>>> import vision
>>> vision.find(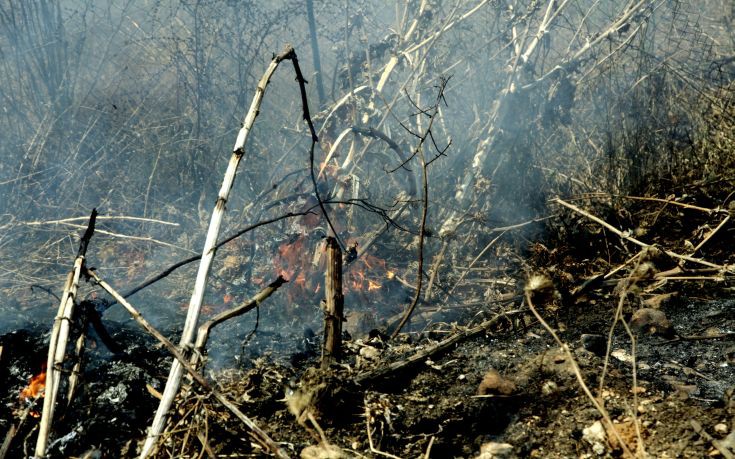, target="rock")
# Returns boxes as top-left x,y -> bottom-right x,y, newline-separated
474,442 -> 513,458
629,308 -> 675,338
714,423 -> 729,434
477,369 -> 516,396
301,444 -> 348,459
359,345 -> 380,360
582,420 -> 607,455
